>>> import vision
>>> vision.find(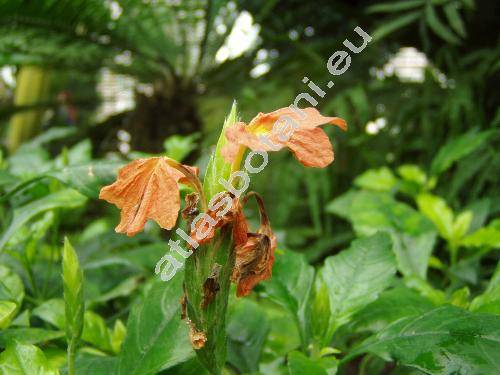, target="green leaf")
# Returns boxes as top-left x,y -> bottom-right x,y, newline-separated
117,274 -> 193,375
444,2 -> 466,37
354,167 -> 398,192
0,301 -> 17,330
82,311 -> 113,353
203,101 -> 238,200
0,342 -> 59,374
345,306 -> 500,374
163,133 -> 200,162
431,130 -> 491,175
425,3 -> 461,44
62,238 -> 85,341
462,219 -> 500,249
470,262 -> 500,314
0,266 -> 24,329
320,233 -> 396,342
371,11 -> 421,41
416,193 -> 454,241
32,298 -> 115,353
350,284 -> 435,332
110,320 -> 126,354
452,211 -> 472,241
0,189 -> 87,251
66,353 -> 118,375
32,299 -> 65,329
62,237 -> 85,375
397,164 -> 428,186
47,162 -> 123,198
366,0 -> 424,14
287,351 -> 334,375
263,250 -> 315,349
327,191 -> 436,278
227,299 -> 269,373
0,328 -> 64,346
